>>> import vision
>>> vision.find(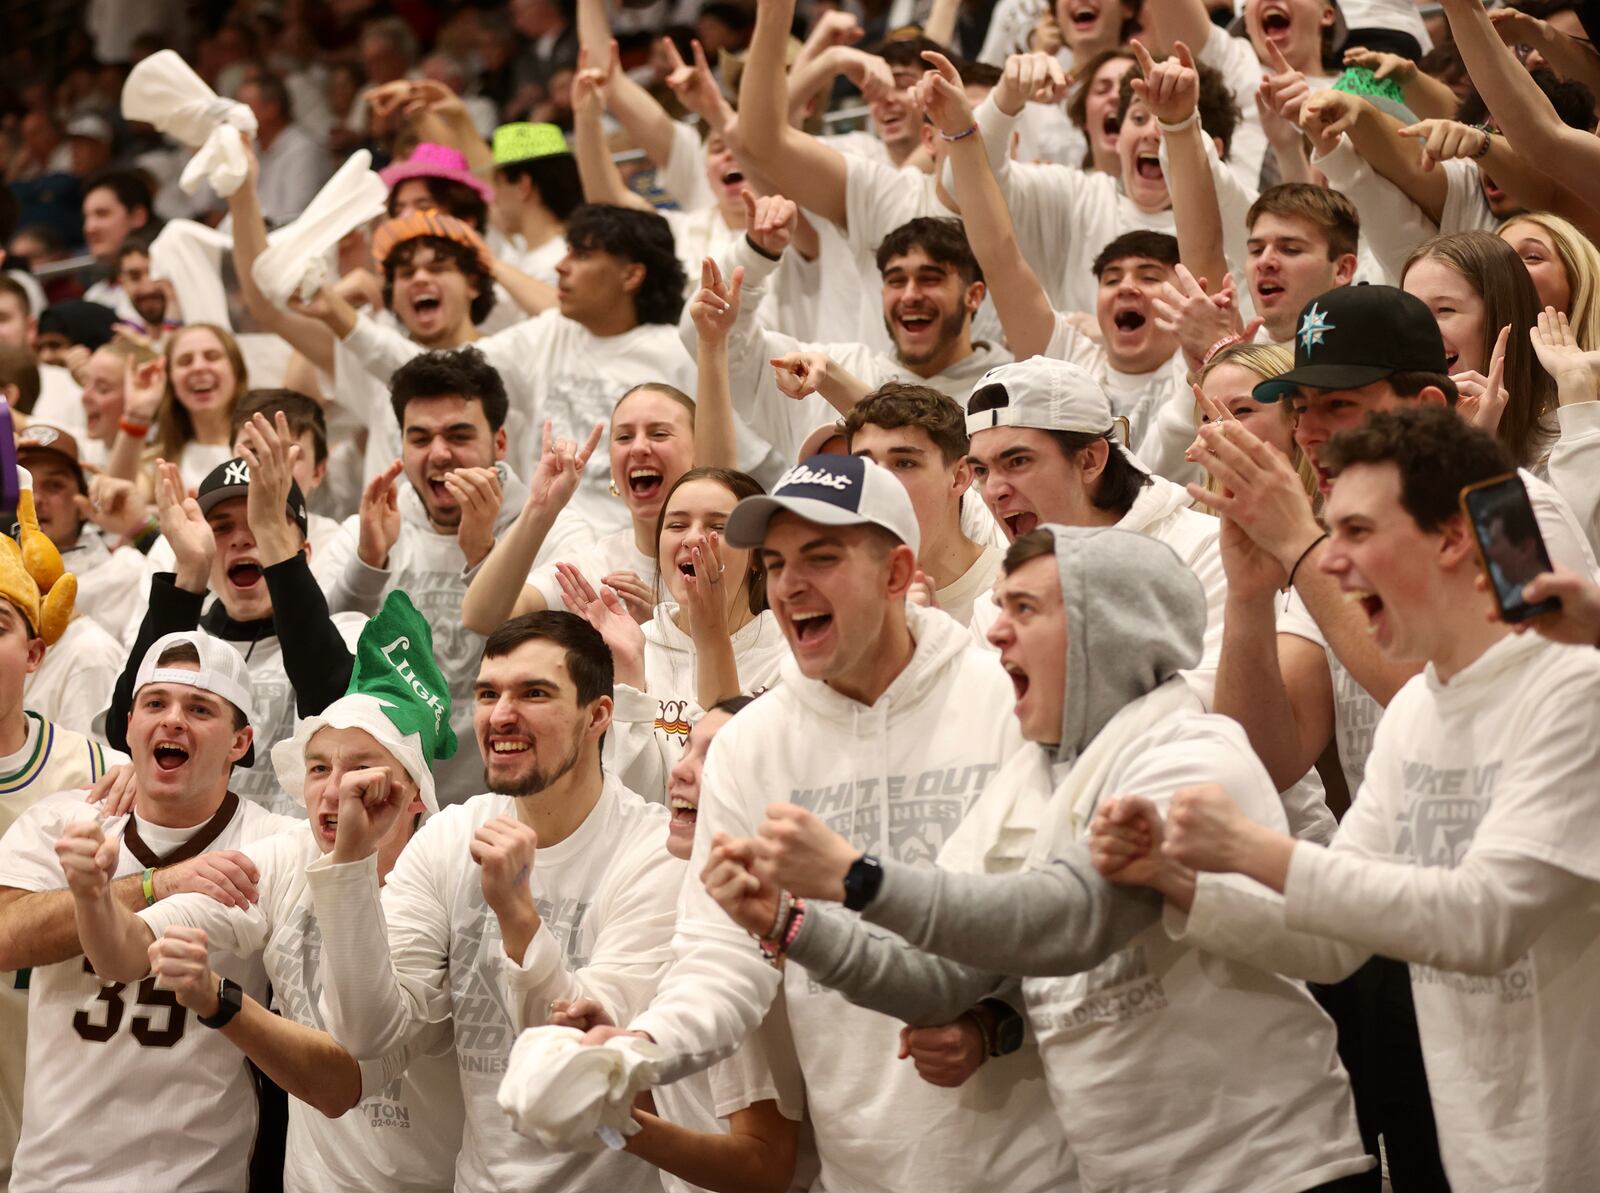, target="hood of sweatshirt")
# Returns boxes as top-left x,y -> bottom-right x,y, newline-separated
1049,524 -> 1205,764
1115,472 -> 1195,536
398,461 -> 528,537
879,340 -> 1015,404
779,601 -> 975,728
